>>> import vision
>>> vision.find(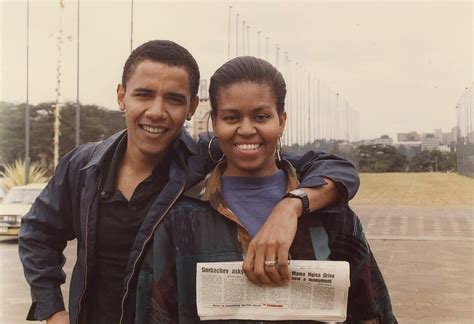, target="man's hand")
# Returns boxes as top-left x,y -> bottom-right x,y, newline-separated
242,198 -> 300,286
46,310 -> 69,324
